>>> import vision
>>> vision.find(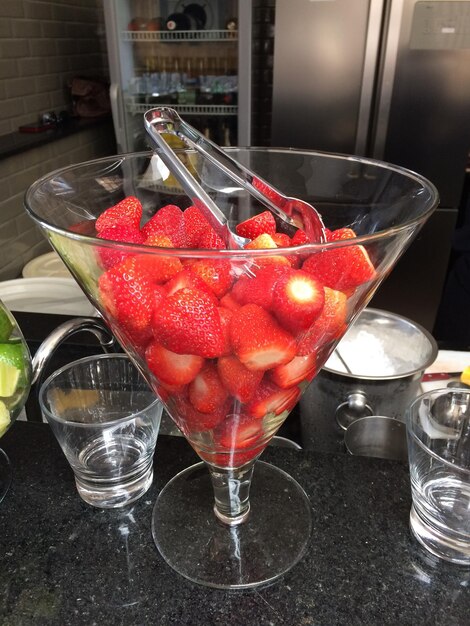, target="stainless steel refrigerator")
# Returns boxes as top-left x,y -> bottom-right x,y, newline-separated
269,0 -> 470,333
